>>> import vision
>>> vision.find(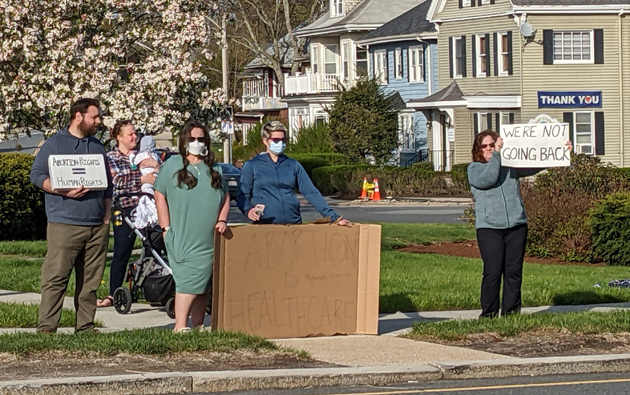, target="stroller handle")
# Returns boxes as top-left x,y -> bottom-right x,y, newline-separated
114,192 -> 155,209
